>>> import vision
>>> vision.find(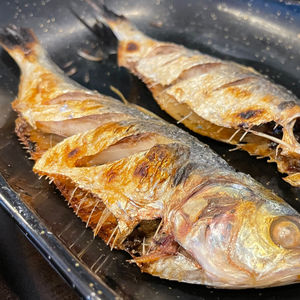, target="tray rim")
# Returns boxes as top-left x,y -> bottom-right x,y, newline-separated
0,174 -> 119,300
